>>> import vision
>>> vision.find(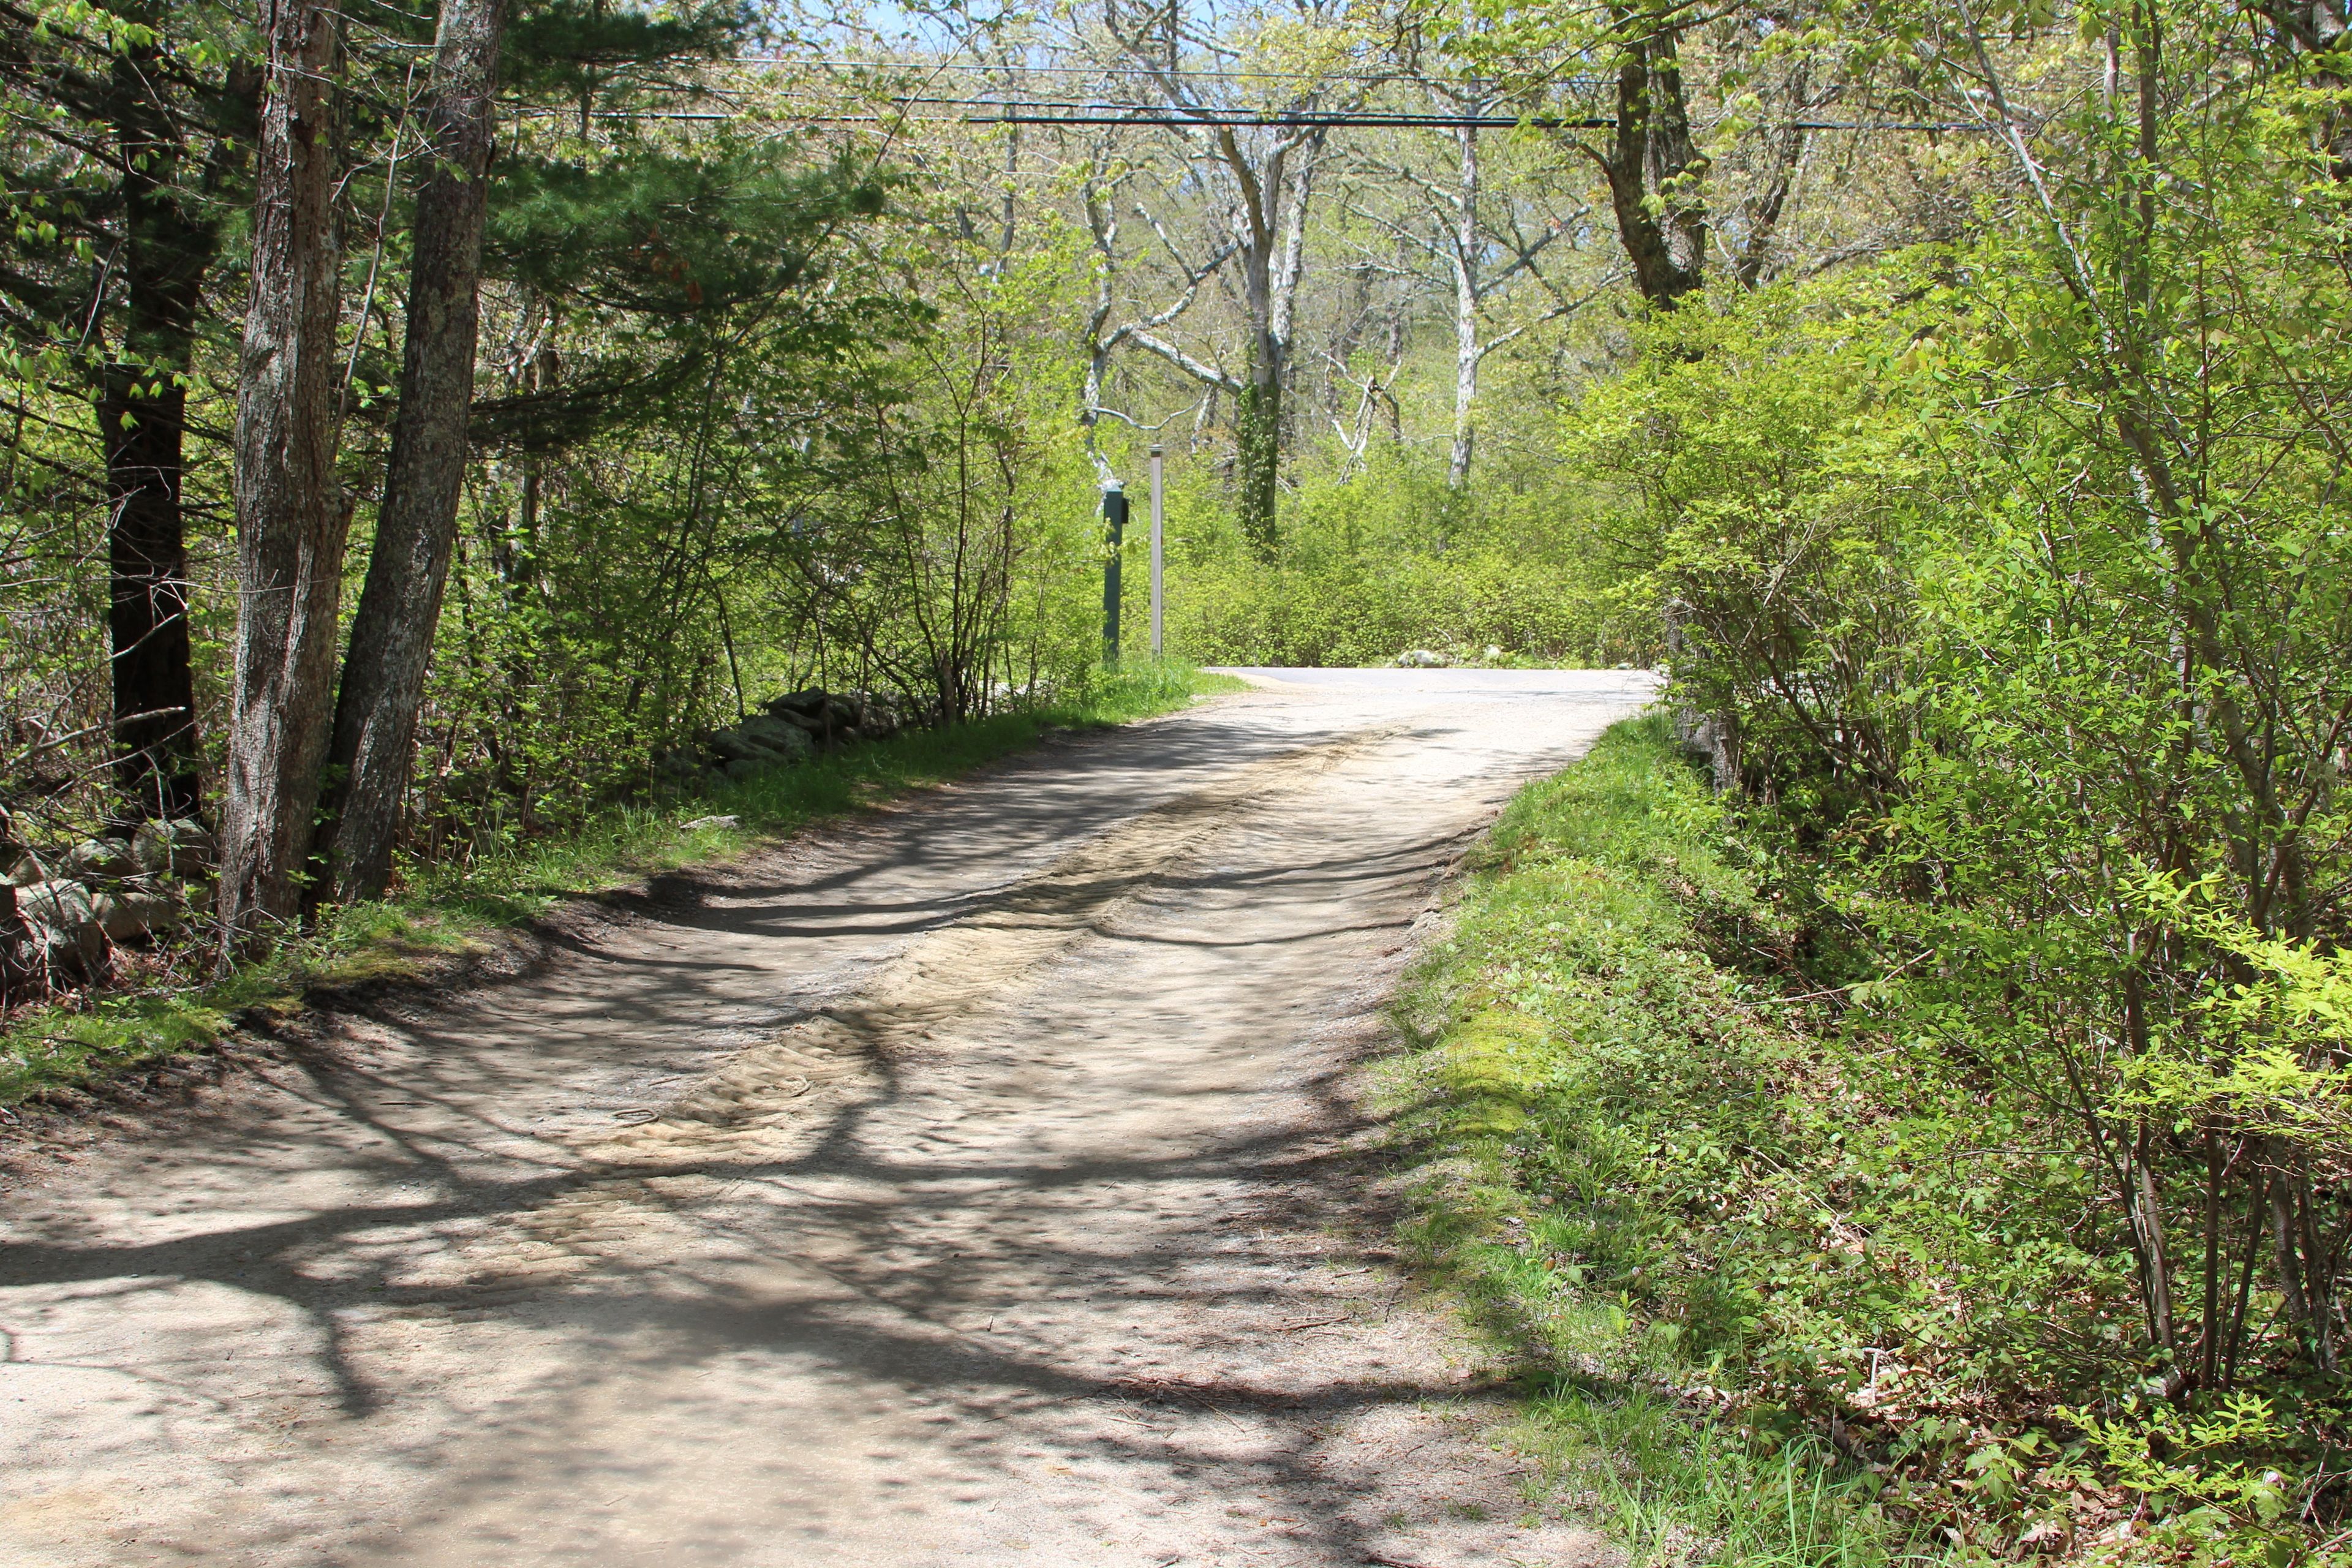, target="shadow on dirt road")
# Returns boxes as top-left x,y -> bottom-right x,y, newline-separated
1,669 -> 1654,1567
